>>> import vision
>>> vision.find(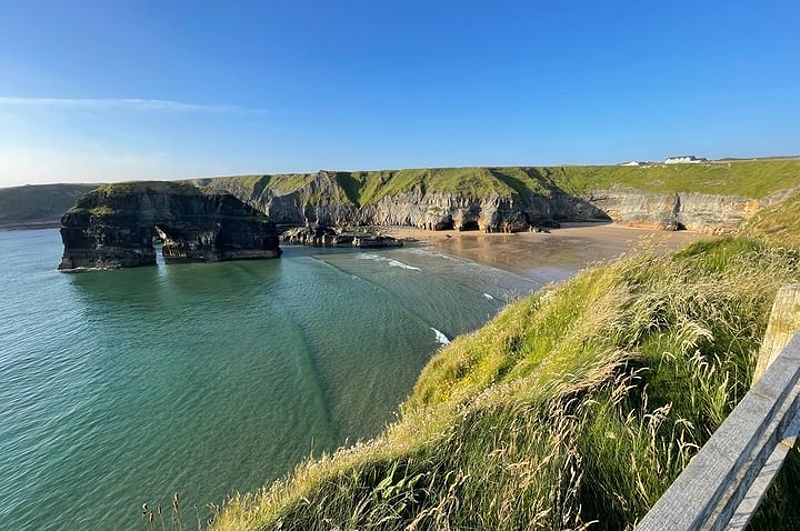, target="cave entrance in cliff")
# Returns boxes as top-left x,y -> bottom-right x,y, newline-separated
460,221 -> 479,231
